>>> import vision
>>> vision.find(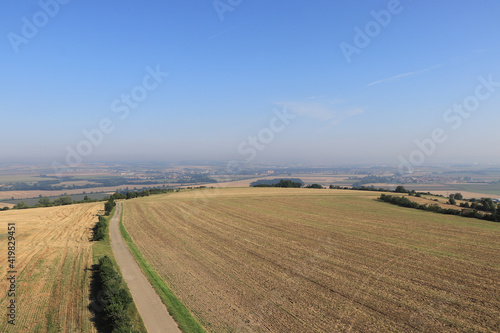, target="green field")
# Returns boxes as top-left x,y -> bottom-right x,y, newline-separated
449,183 -> 500,196
0,175 -> 59,184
